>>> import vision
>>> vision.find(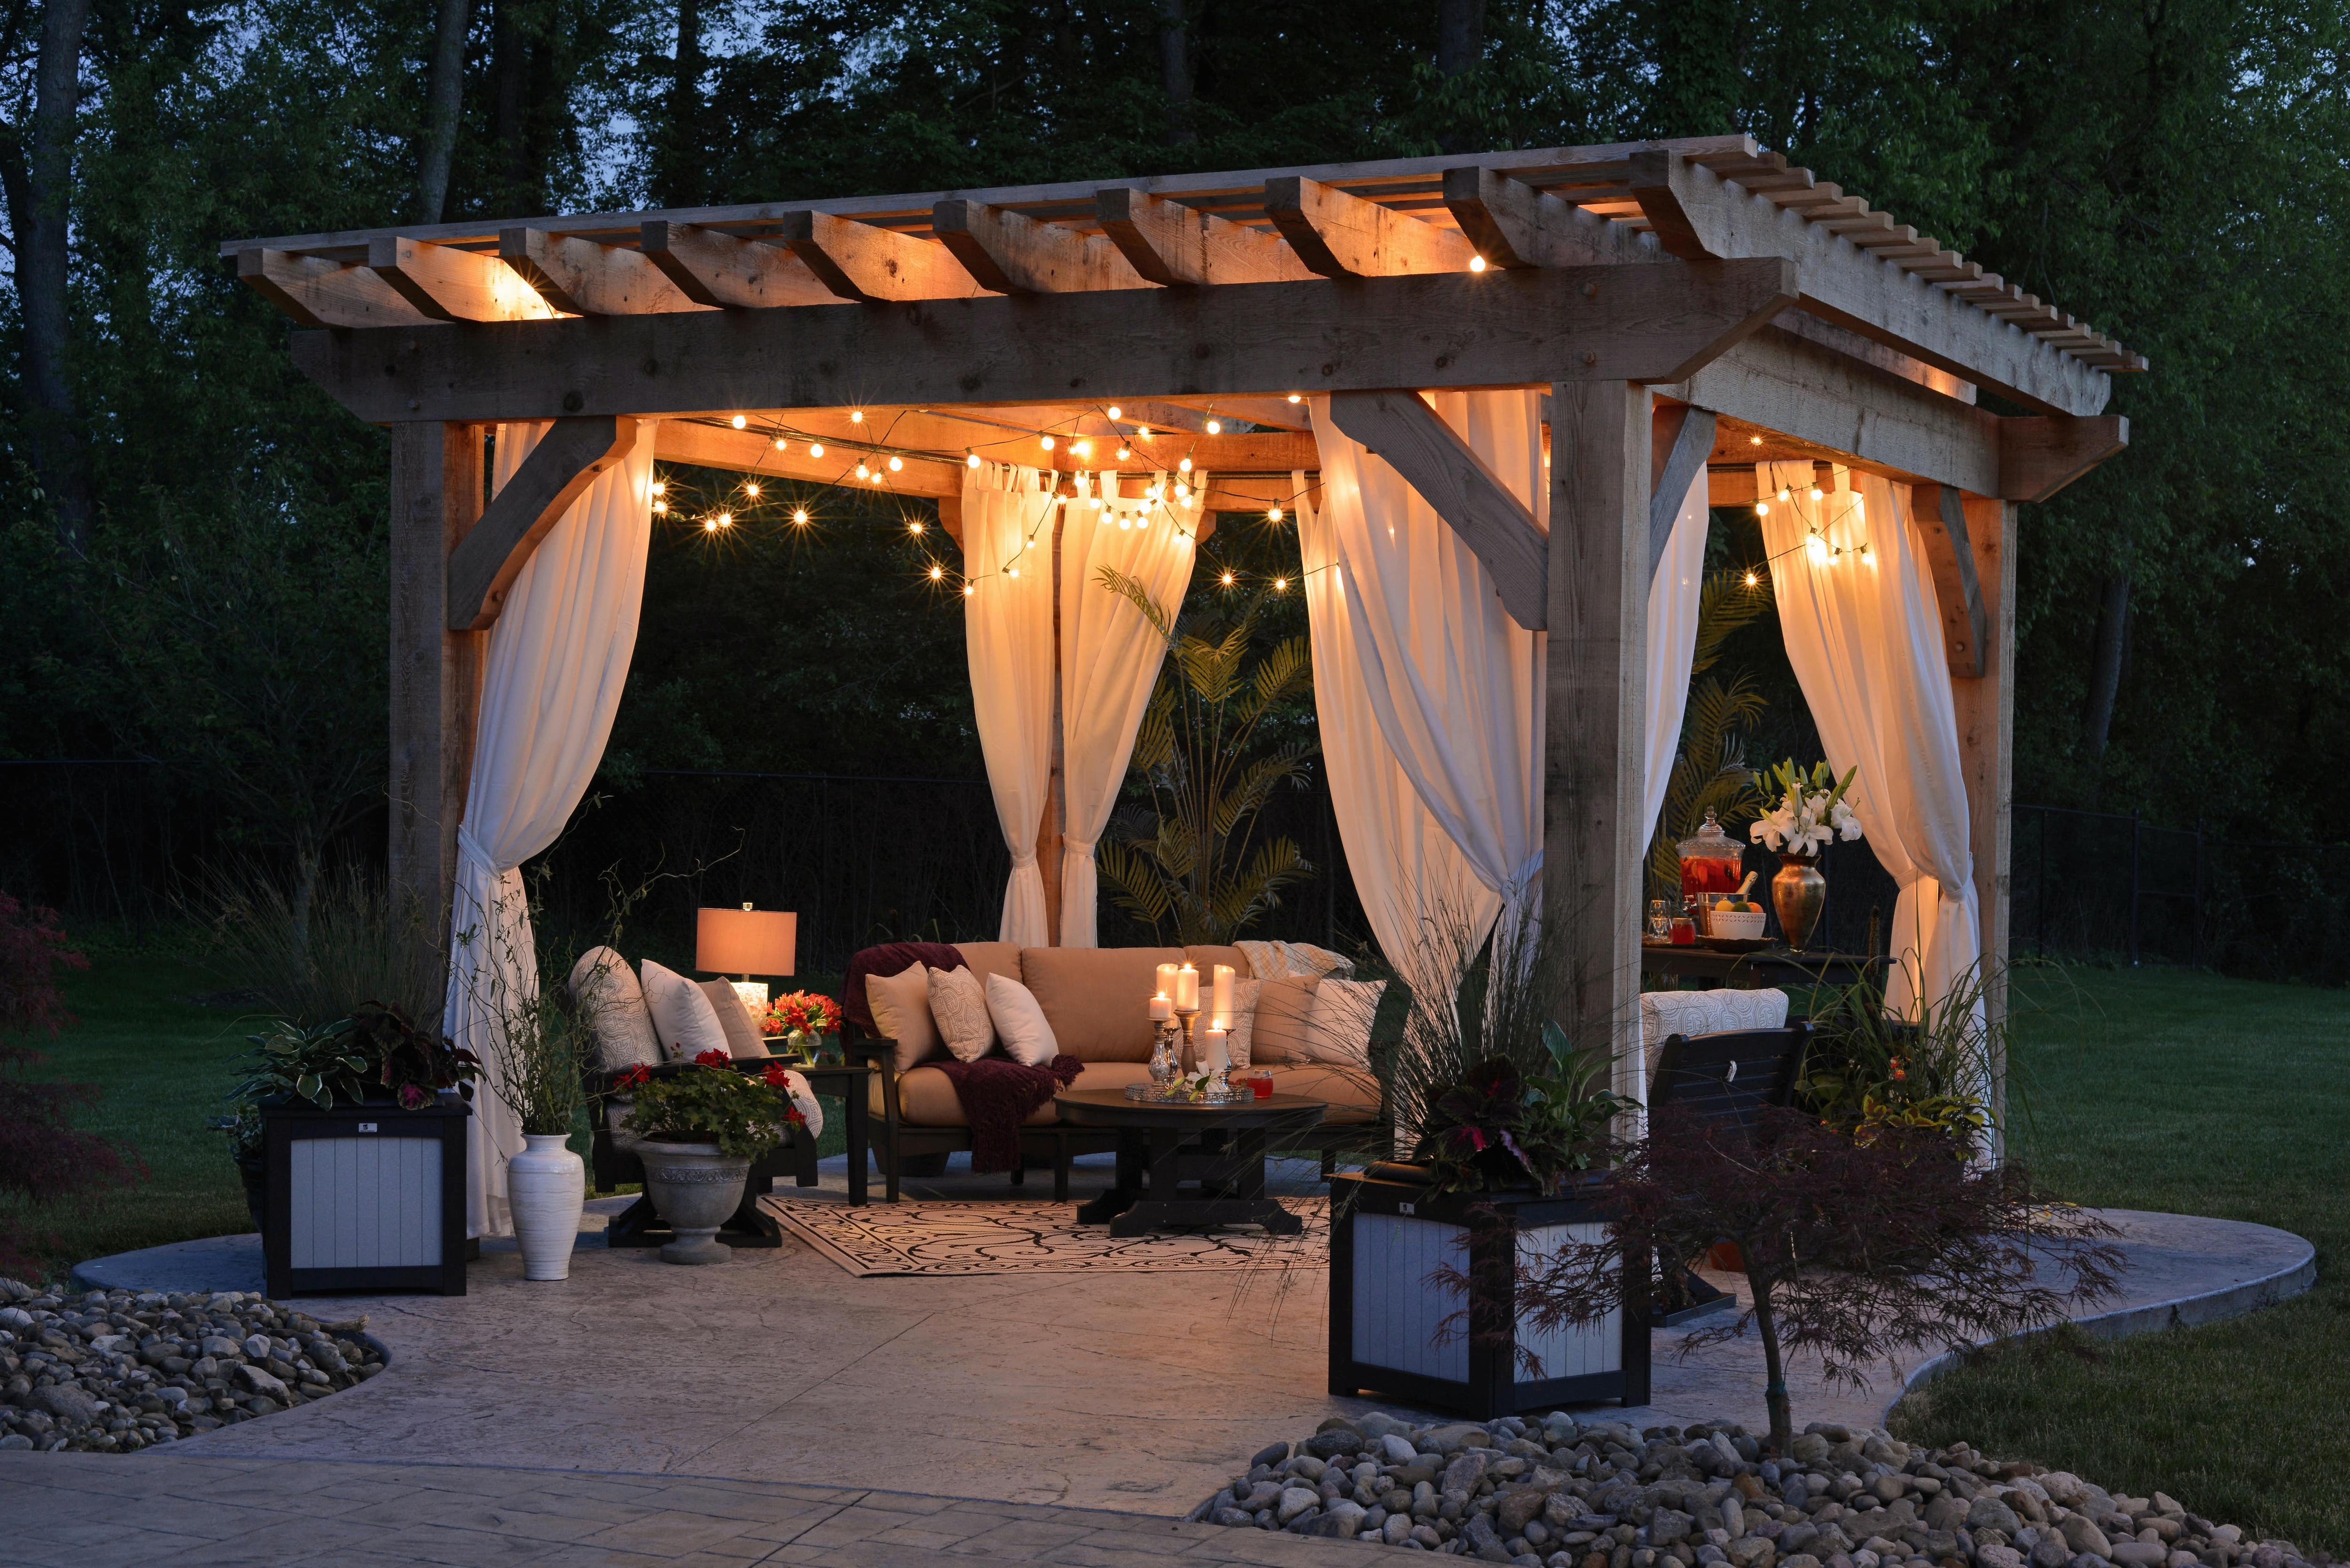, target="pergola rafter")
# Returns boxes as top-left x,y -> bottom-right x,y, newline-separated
226,136 -> 2142,1091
